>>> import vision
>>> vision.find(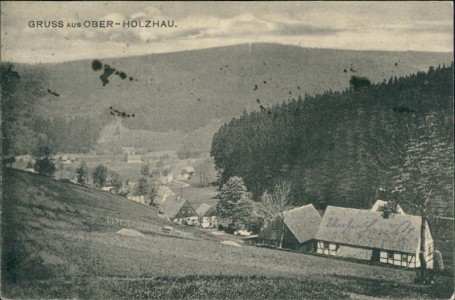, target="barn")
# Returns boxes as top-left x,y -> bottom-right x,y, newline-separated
196,203 -> 218,229
160,195 -> 199,226
315,206 -> 434,269
257,204 -> 322,252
